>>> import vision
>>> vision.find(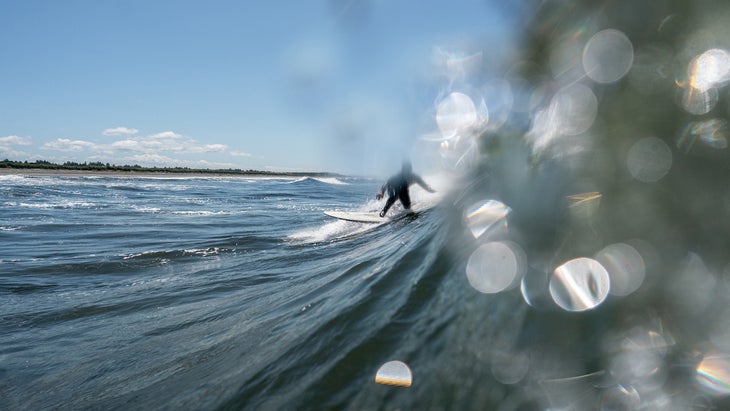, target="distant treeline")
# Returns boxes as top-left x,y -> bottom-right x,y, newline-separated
0,159 -> 339,177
